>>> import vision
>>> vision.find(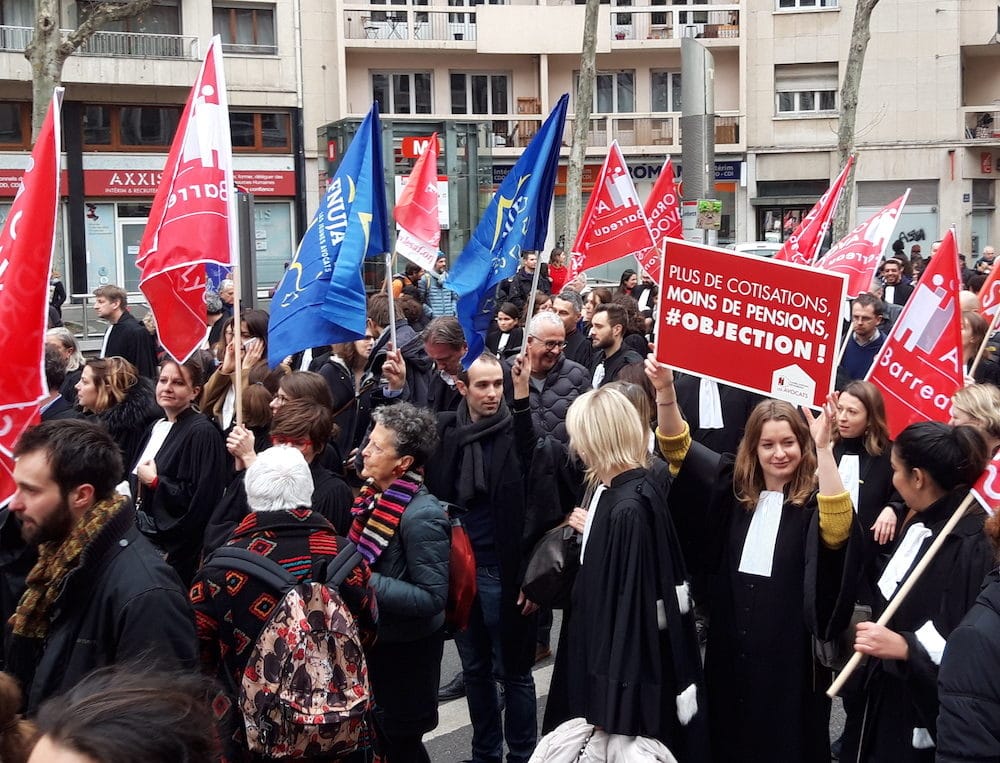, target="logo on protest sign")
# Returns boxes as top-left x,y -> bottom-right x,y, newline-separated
654,239 -> 847,409
866,229 -> 963,438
